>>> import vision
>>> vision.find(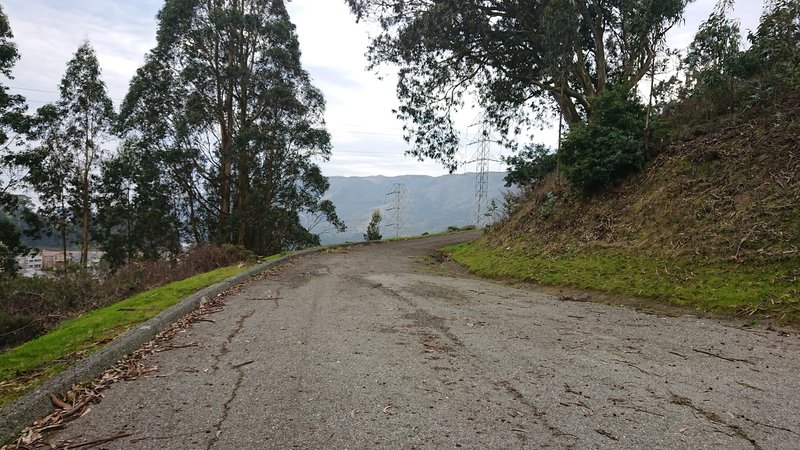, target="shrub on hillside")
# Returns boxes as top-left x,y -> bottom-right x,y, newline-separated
561,86 -> 646,194
364,210 -> 382,241
502,144 -> 557,187
0,244 -> 253,350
